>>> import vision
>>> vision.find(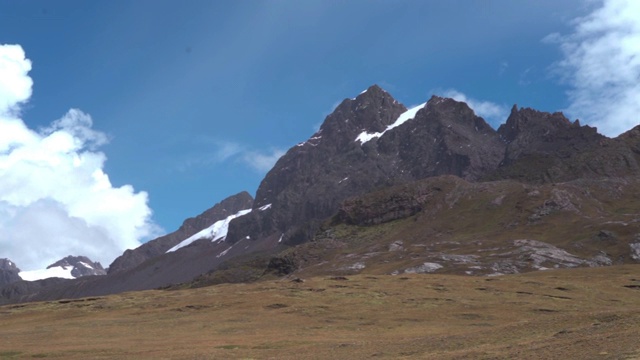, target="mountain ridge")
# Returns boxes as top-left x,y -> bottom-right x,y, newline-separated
2,84 -> 640,304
